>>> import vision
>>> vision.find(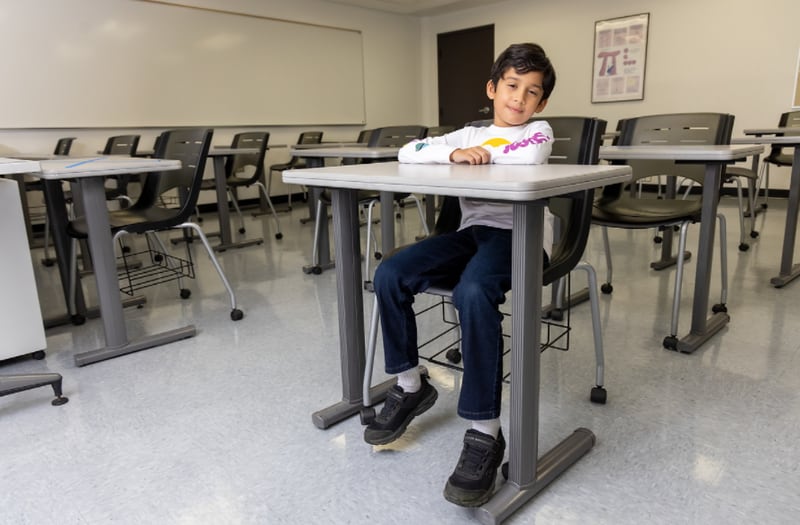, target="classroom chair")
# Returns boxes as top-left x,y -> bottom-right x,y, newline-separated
265,131 -> 323,212
65,128 -> 244,322
591,112 -> 733,349
361,117 -> 611,424
39,137 -> 77,266
199,131 -> 282,239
